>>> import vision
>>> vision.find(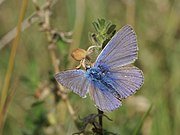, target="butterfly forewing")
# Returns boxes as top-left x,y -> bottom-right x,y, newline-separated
95,25 -> 138,68
55,70 -> 89,97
